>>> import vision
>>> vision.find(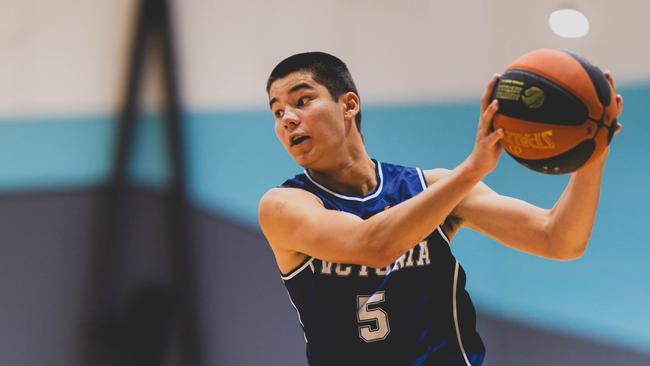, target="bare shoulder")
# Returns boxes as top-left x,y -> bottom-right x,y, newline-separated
258,187 -> 323,222
258,187 -> 324,273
